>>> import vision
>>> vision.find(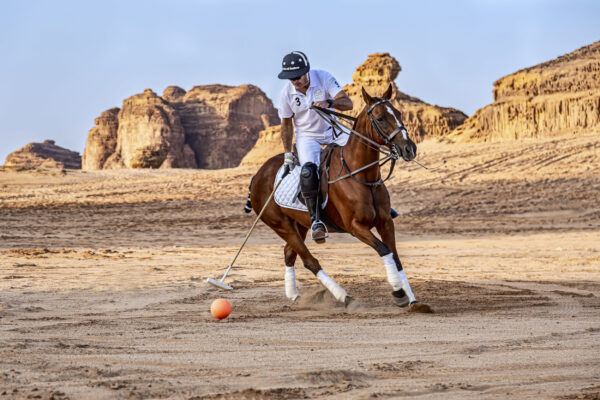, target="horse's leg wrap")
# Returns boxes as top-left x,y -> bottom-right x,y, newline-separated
383,253 -> 416,303
300,162 -> 327,241
285,265 -> 299,301
374,241 -> 391,257
316,270 -> 347,303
